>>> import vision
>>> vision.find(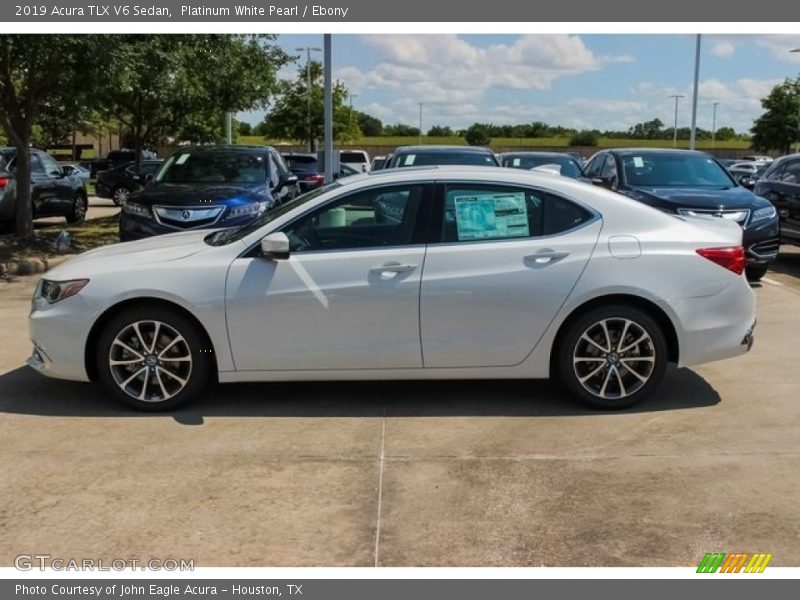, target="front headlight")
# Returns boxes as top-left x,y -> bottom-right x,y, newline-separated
122,202 -> 152,218
225,202 -> 267,220
39,279 -> 89,304
751,205 -> 777,223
